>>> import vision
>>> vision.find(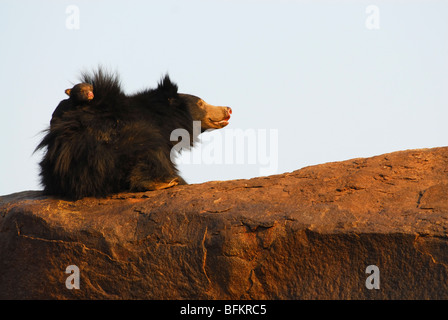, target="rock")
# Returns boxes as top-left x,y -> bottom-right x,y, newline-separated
0,147 -> 447,299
